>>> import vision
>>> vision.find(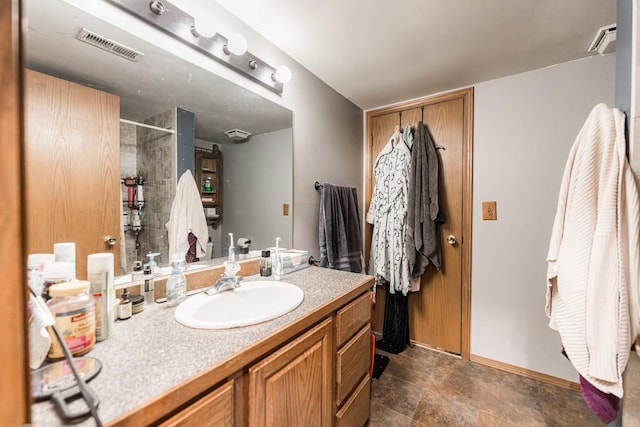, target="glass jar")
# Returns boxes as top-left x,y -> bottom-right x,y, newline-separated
260,250 -> 272,277
47,280 -> 96,360
41,261 -> 75,301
